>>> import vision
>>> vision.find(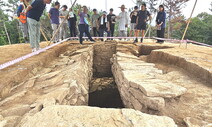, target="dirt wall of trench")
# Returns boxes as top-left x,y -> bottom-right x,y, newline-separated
0,44 -> 69,98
